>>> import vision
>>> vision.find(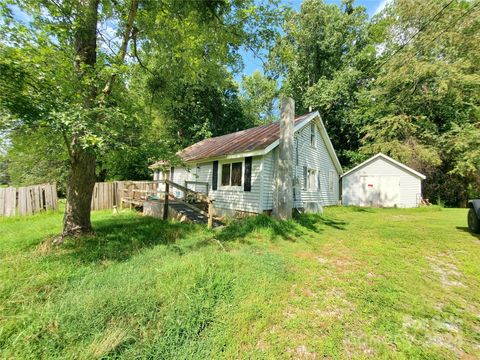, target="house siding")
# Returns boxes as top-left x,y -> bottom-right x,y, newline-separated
261,120 -> 340,211
262,151 -> 275,211
175,156 -> 263,215
168,118 -> 341,215
341,157 -> 422,208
